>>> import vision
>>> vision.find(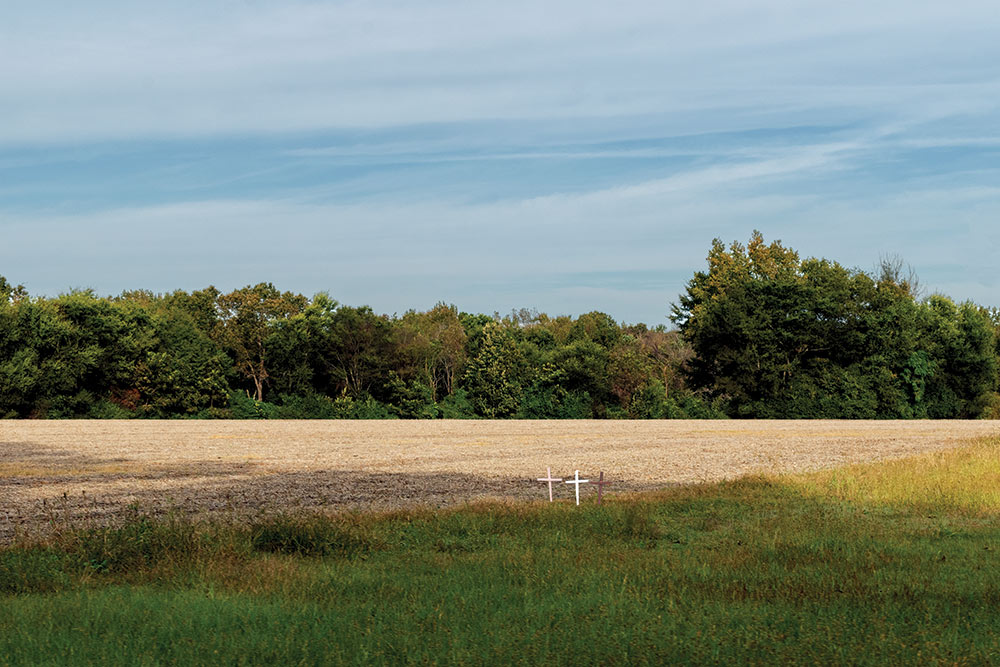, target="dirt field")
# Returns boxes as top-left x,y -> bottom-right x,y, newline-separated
2,420 -> 999,542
